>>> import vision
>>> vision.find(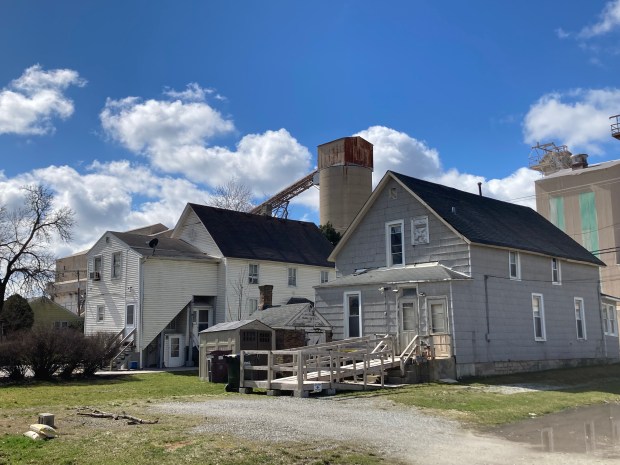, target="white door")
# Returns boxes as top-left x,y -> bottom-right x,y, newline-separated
125,304 -> 135,338
400,301 -> 419,351
164,334 -> 185,368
